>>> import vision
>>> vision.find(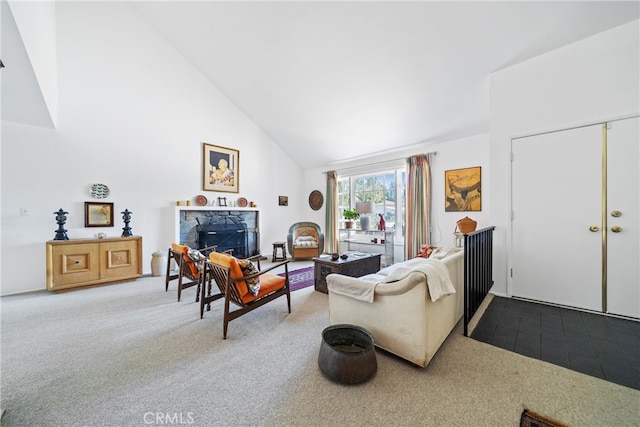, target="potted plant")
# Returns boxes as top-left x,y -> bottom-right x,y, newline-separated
343,208 -> 360,229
